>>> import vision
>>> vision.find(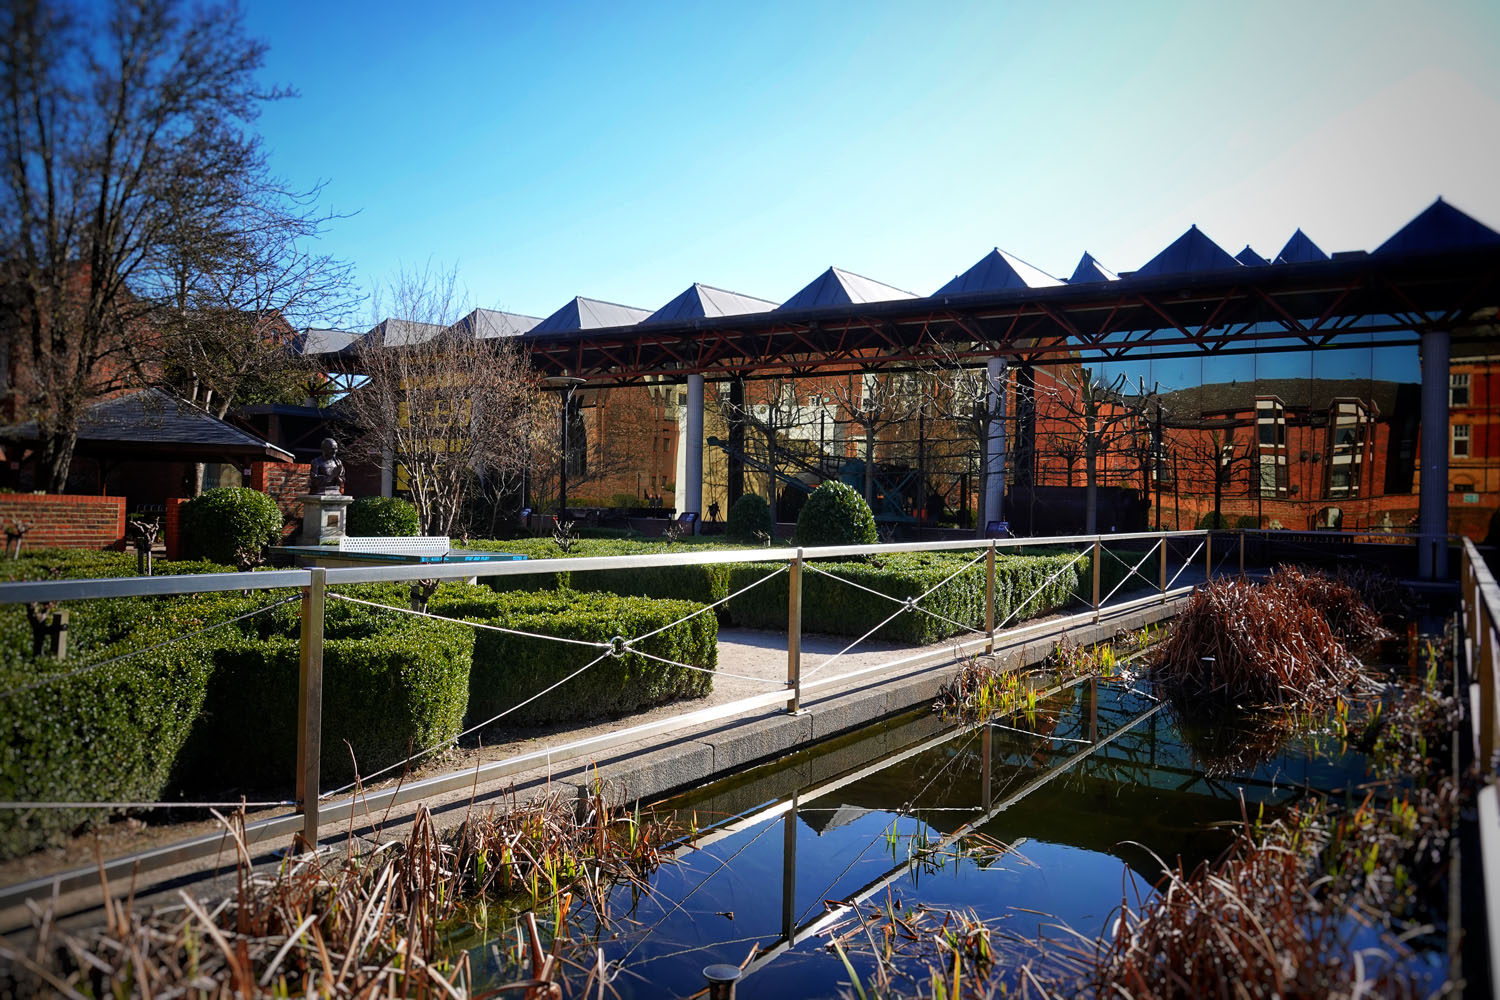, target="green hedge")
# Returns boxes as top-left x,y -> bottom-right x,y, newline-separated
0,594 -> 229,859
726,494 -> 773,543
795,481 -> 877,547
179,609 -> 472,788
427,586 -> 717,727
181,487 -> 283,565
467,538 -> 749,606
347,496 -> 421,537
724,551 -> 1090,644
